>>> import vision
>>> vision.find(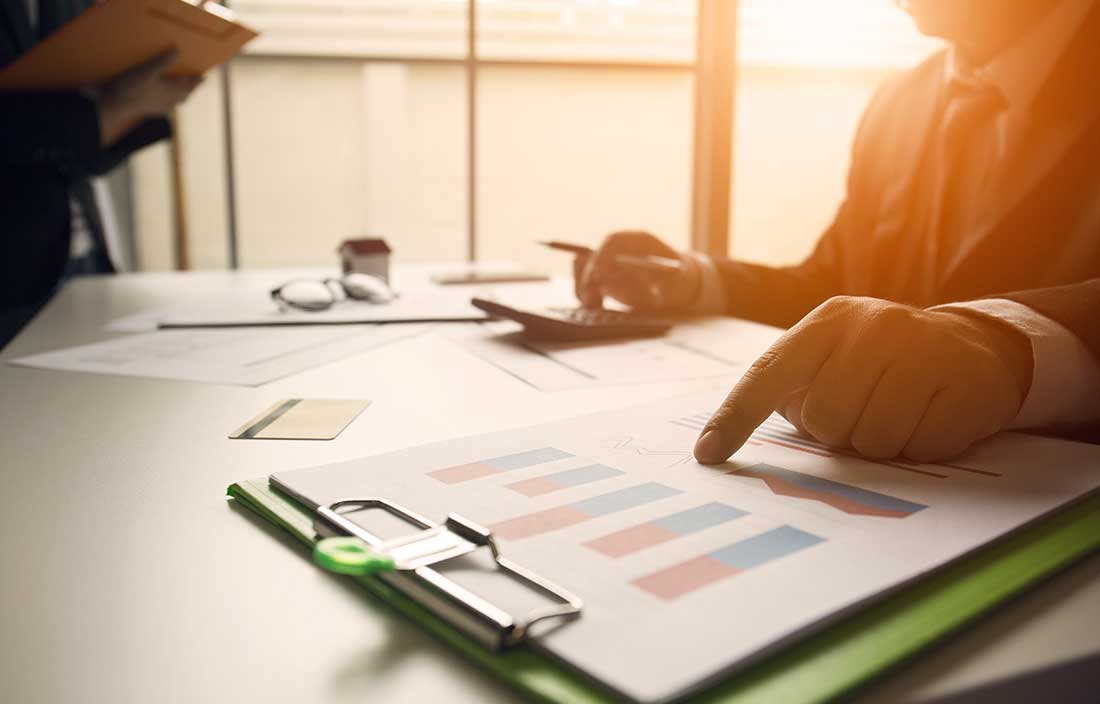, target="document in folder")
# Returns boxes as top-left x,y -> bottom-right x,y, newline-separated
269,389 -> 1100,703
0,0 -> 256,90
